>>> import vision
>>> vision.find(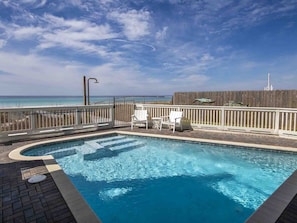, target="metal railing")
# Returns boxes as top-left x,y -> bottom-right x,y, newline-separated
138,104 -> 297,137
